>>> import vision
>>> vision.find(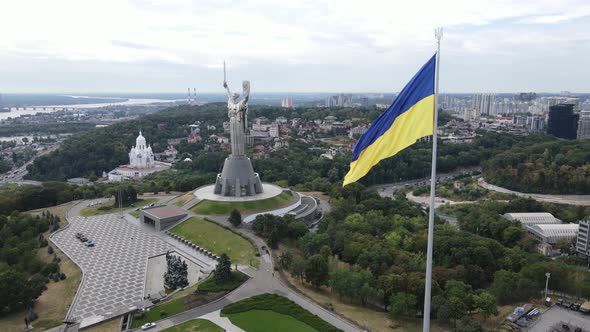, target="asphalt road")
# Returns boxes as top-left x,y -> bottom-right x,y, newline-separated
0,144 -> 58,186
478,178 -> 590,206
374,166 -> 481,198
